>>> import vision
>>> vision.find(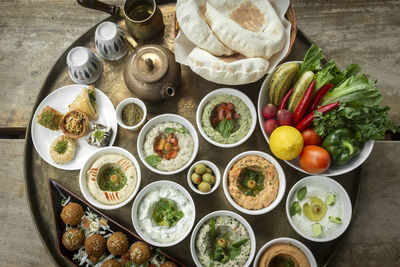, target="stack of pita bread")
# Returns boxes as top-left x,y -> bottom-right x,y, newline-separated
176,0 -> 287,85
